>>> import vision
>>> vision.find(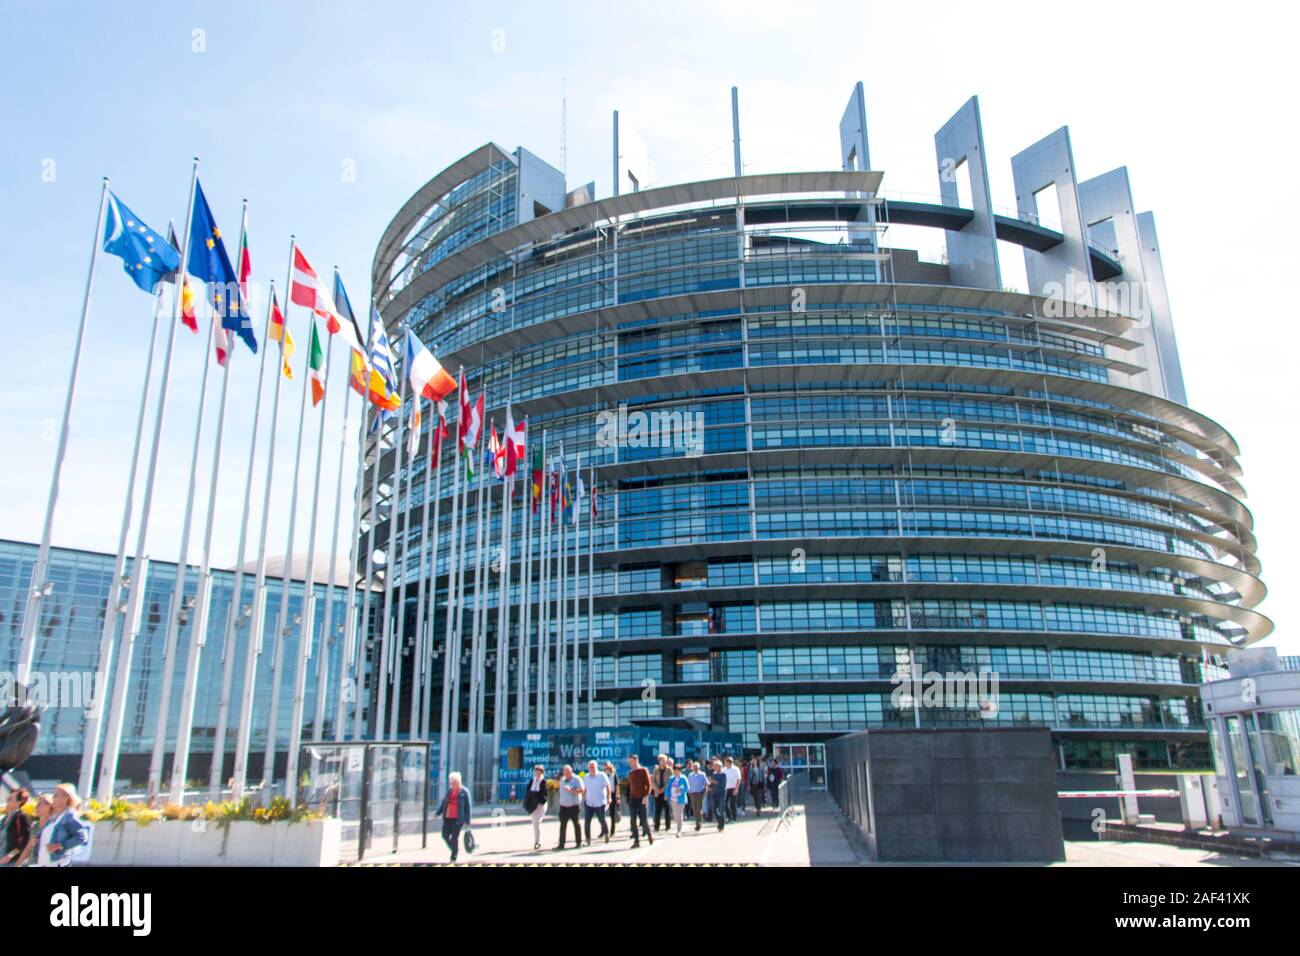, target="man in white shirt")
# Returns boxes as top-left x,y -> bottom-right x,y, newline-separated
723,756 -> 741,821
582,759 -> 611,845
